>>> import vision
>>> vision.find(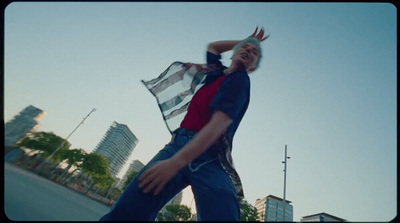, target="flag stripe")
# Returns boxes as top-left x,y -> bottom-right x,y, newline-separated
142,62 -> 210,133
